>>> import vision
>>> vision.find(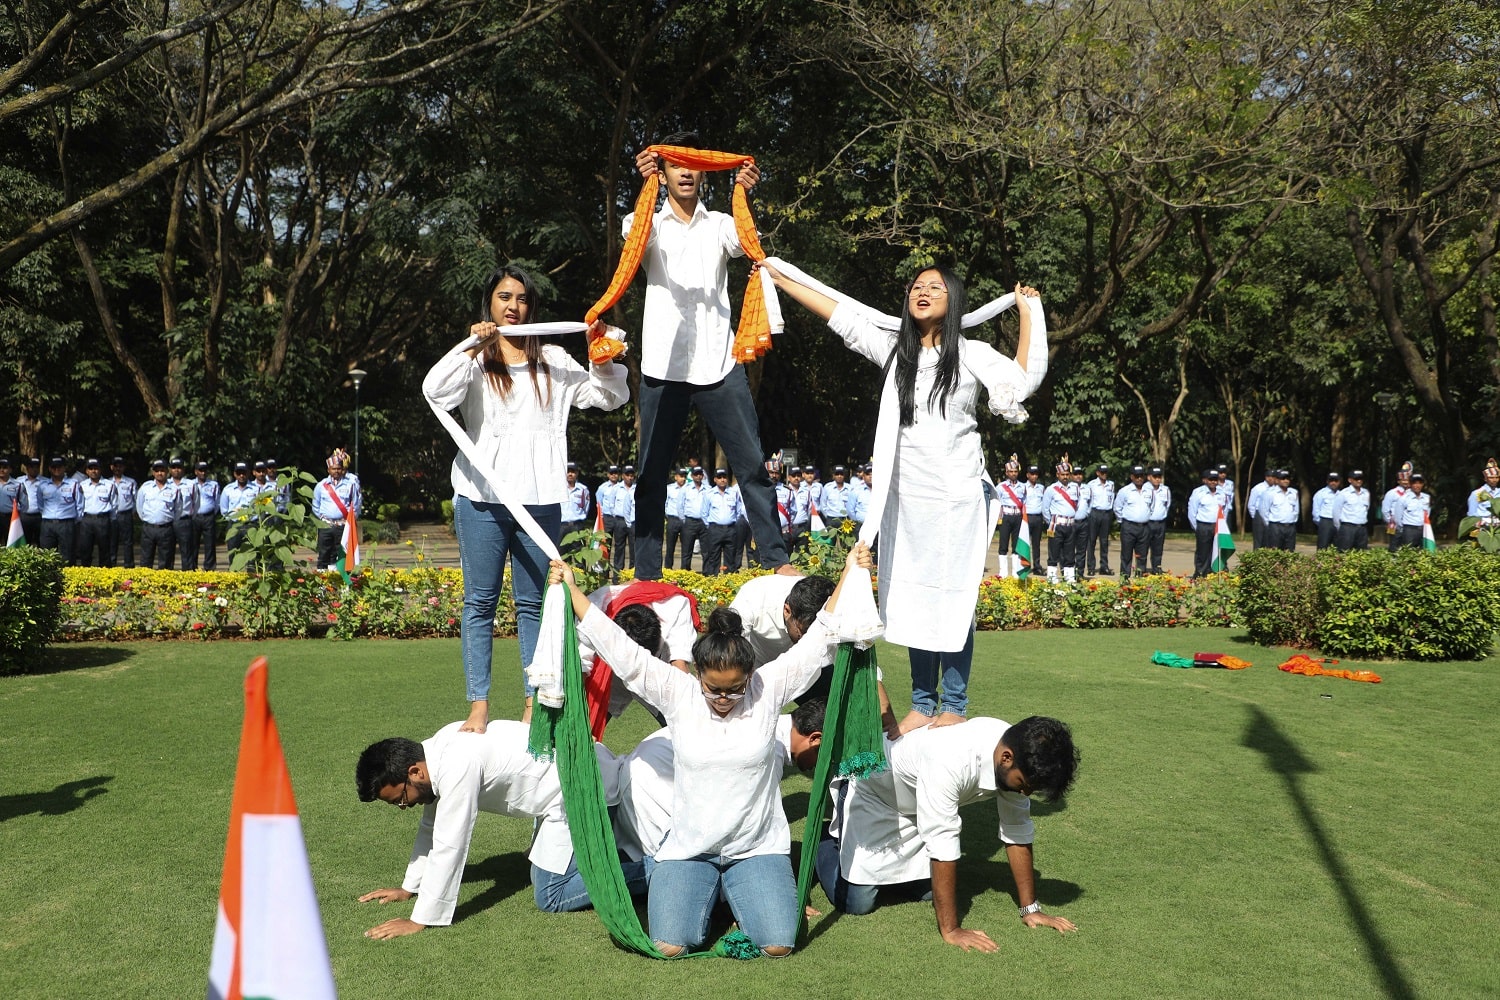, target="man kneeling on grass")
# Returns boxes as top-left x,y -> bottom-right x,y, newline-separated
815,716 -> 1080,951
354,721 -> 645,939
